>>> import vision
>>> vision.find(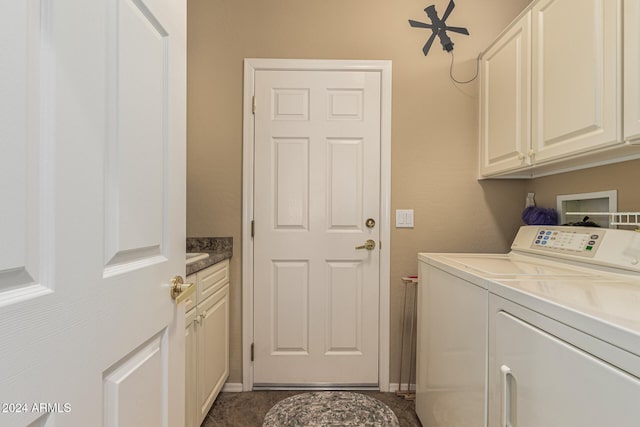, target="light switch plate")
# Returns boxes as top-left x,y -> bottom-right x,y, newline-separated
396,209 -> 414,228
